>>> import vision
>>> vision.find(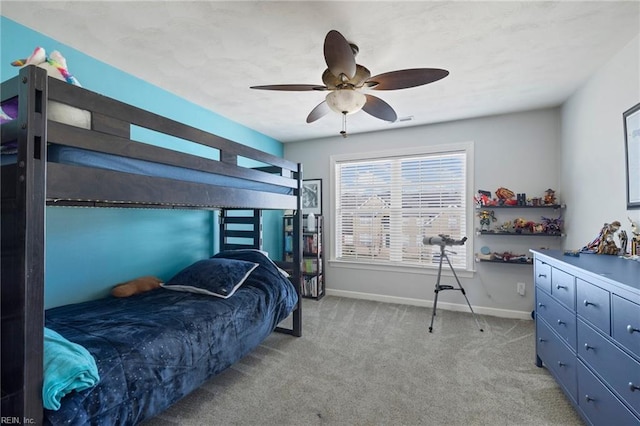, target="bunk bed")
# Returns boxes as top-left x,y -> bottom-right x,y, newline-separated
1,65 -> 304,425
